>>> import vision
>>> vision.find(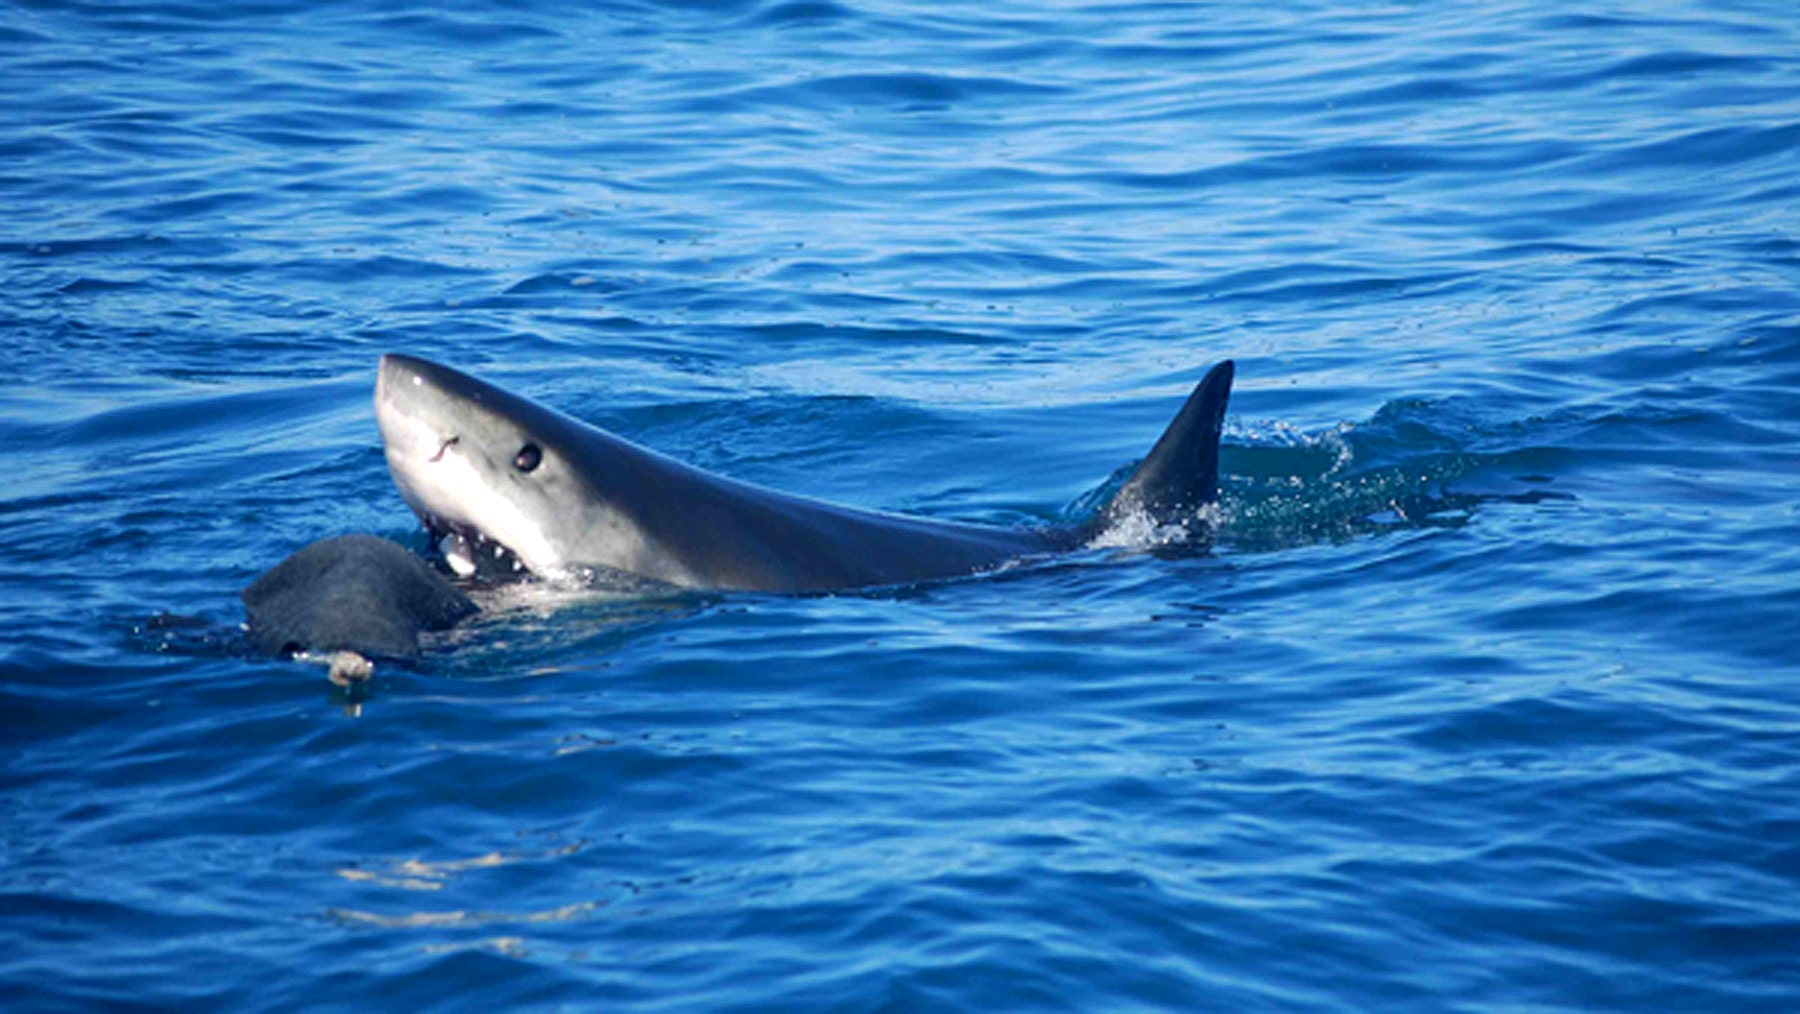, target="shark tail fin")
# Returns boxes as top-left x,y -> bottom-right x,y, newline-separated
1082,360 -> 1234,542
